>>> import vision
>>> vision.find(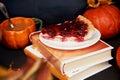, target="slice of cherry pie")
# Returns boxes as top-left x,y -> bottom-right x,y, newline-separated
40,15 -> 95,42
